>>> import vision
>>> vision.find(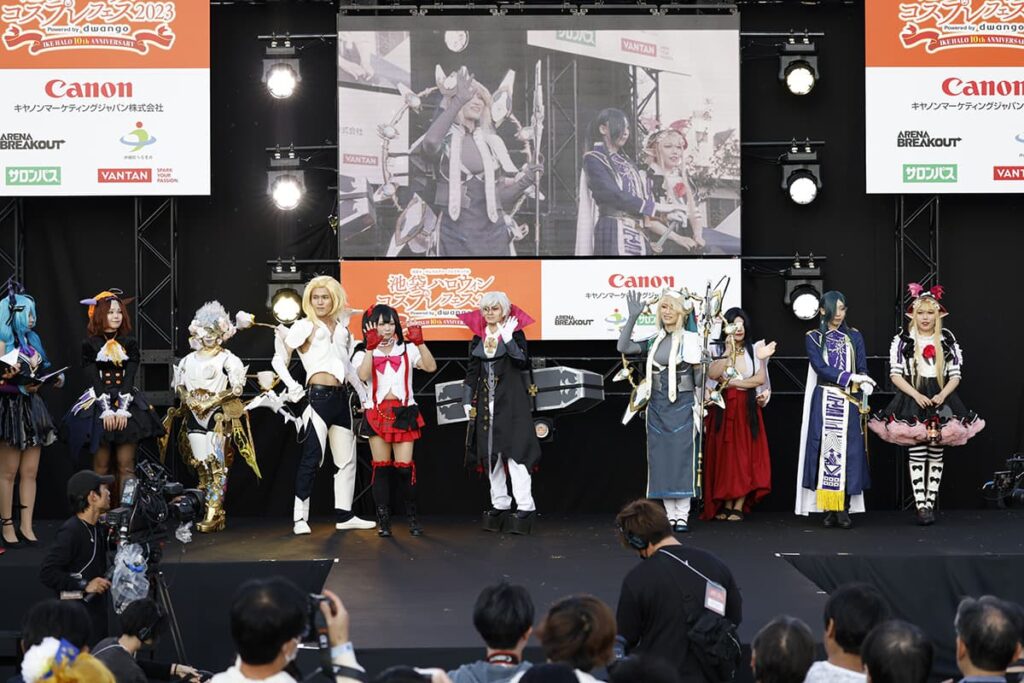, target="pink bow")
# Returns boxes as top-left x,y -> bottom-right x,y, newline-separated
373,355 -> 401,372
907,283 -> 944,300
